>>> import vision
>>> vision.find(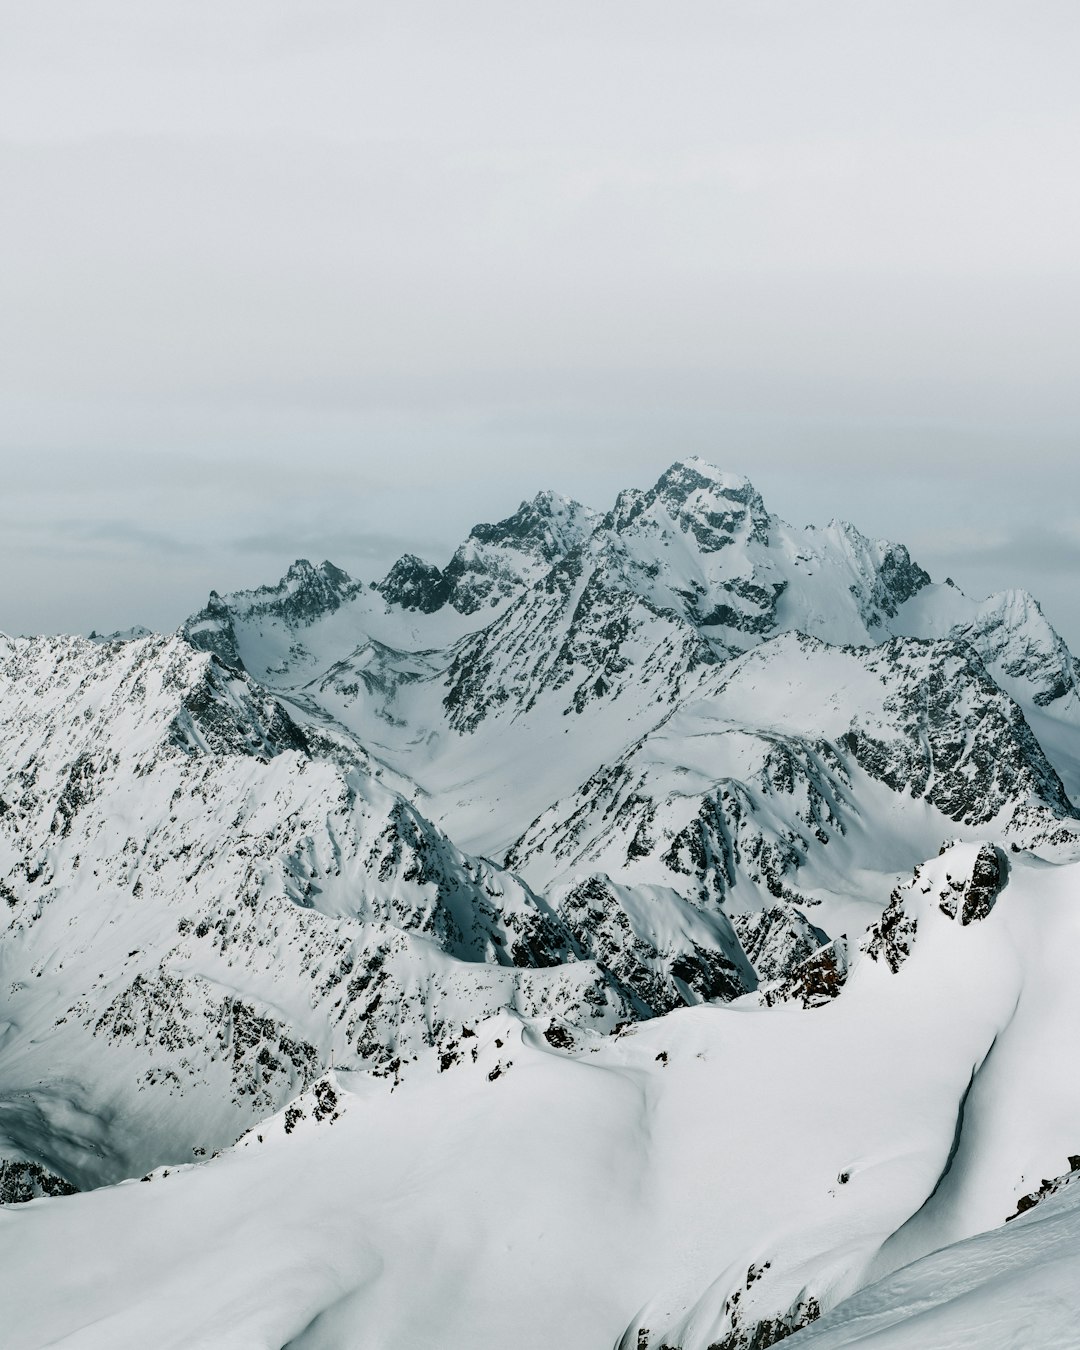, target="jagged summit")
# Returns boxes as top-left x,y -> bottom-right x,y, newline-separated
606,459 -> 770,549
375,554 -> 451,614
373,460 -> 771,621
178,461 -> 1080,842
273,558 -> 360,618
668,454 -> 754,485
376,488 -> 600,616
651,458 -> 765,514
